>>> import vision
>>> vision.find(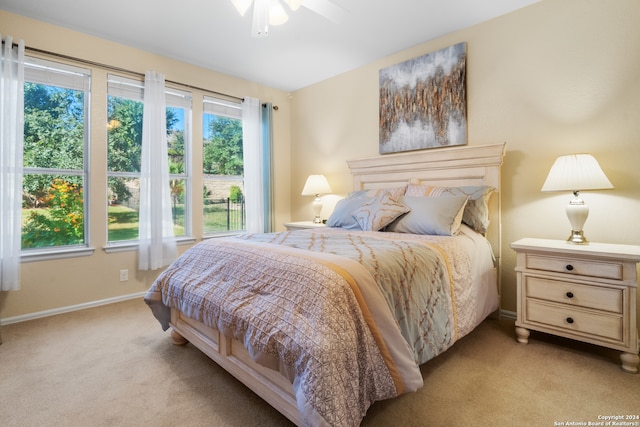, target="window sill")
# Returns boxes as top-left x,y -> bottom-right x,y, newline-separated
21,246 -> 96,263
103,237 -> 197,254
